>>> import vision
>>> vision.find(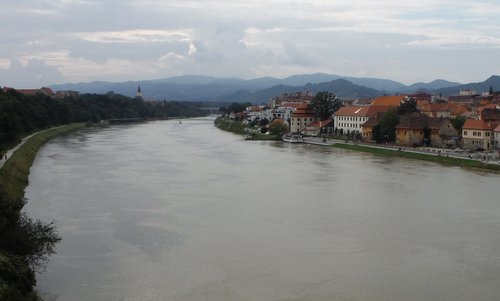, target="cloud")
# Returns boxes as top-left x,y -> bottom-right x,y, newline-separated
1,0 -> 500,85
73,29 -> 192,44
0,59 -> 65,88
